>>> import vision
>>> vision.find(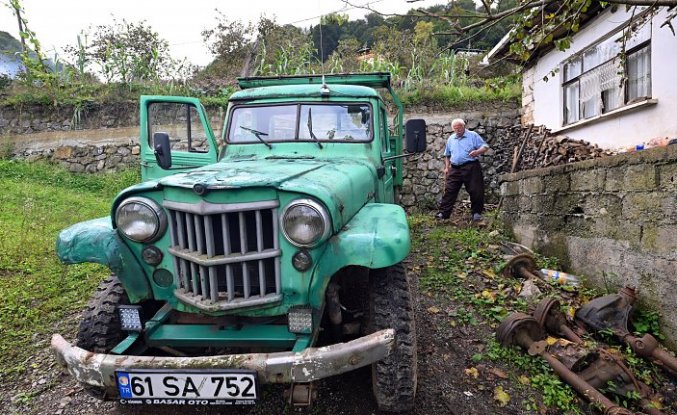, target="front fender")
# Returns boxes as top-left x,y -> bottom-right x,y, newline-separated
56,217 -> 152,302
309,203 -> 410,308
